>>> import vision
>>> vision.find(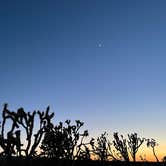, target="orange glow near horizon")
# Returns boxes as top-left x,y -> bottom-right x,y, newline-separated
135,142 -> 166,162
